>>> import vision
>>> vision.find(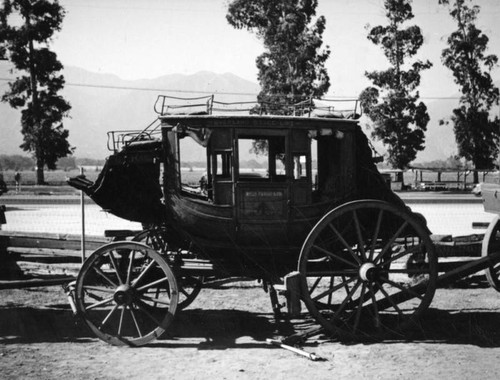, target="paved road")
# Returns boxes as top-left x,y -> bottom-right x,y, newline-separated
1,203 -> 141,237
0,191 -> 493,237
398,191 -> 483,204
